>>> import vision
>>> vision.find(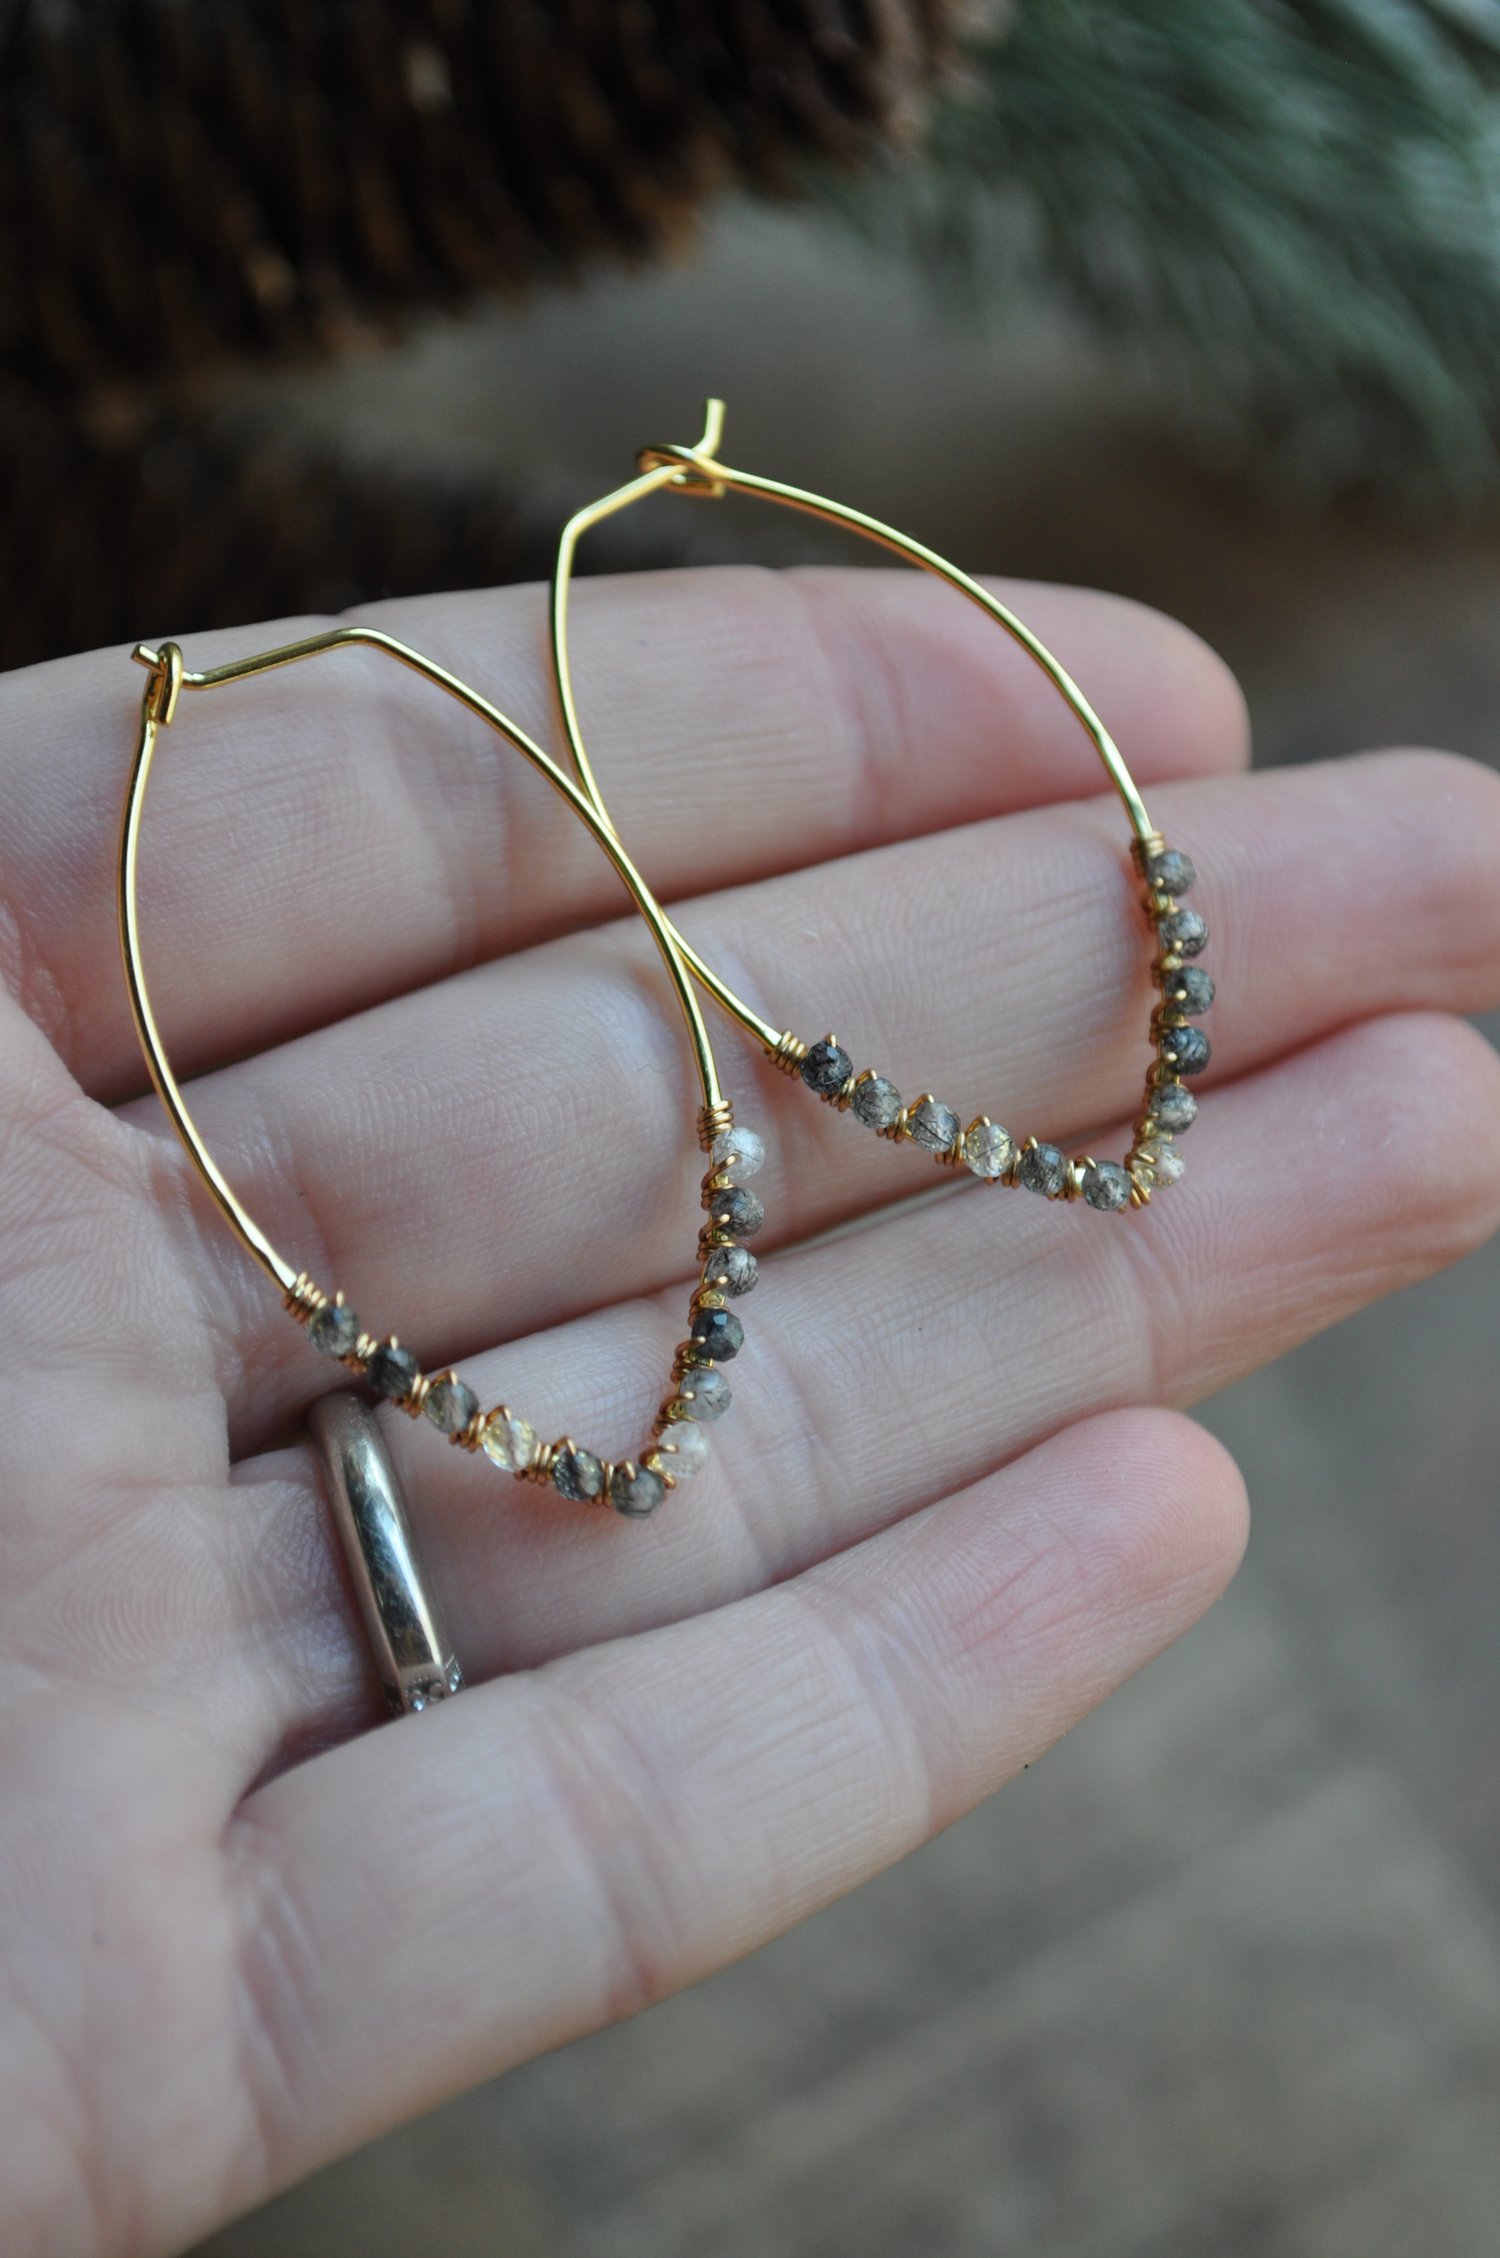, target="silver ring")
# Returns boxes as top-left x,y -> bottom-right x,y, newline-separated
306,1390 -> 464,1716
